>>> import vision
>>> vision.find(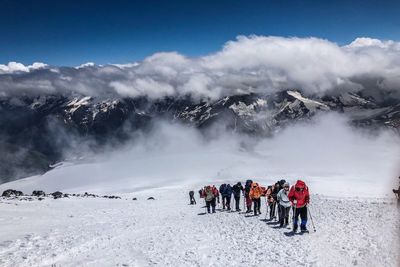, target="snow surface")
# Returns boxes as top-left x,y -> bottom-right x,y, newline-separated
0,185 -> 398,267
